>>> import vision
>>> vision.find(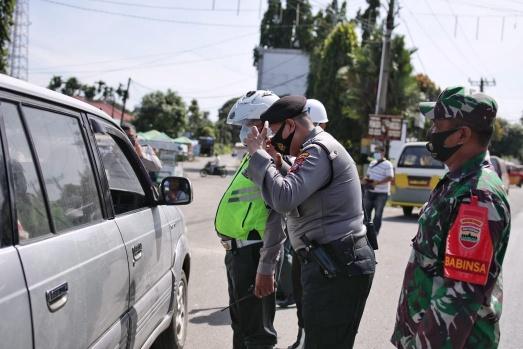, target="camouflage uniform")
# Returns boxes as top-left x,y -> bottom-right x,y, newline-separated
391,87 -> 511,349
